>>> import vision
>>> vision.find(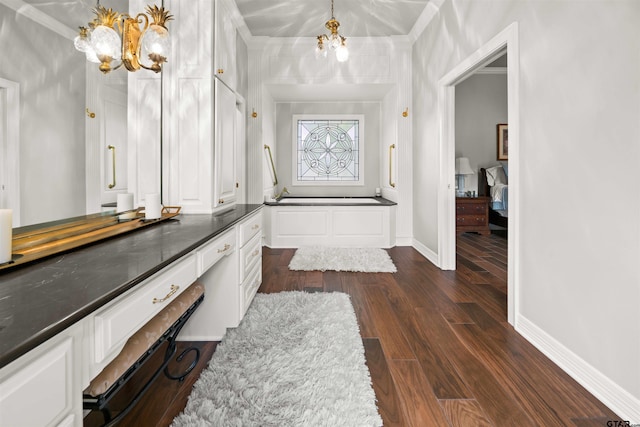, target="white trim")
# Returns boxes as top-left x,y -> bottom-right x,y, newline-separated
437,23 -> 520,326
475,67 -> 508,75
0,77 -> 20,226
412,238 -> 439,266
0,0 -> 76,40
517,315 -> 640,423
